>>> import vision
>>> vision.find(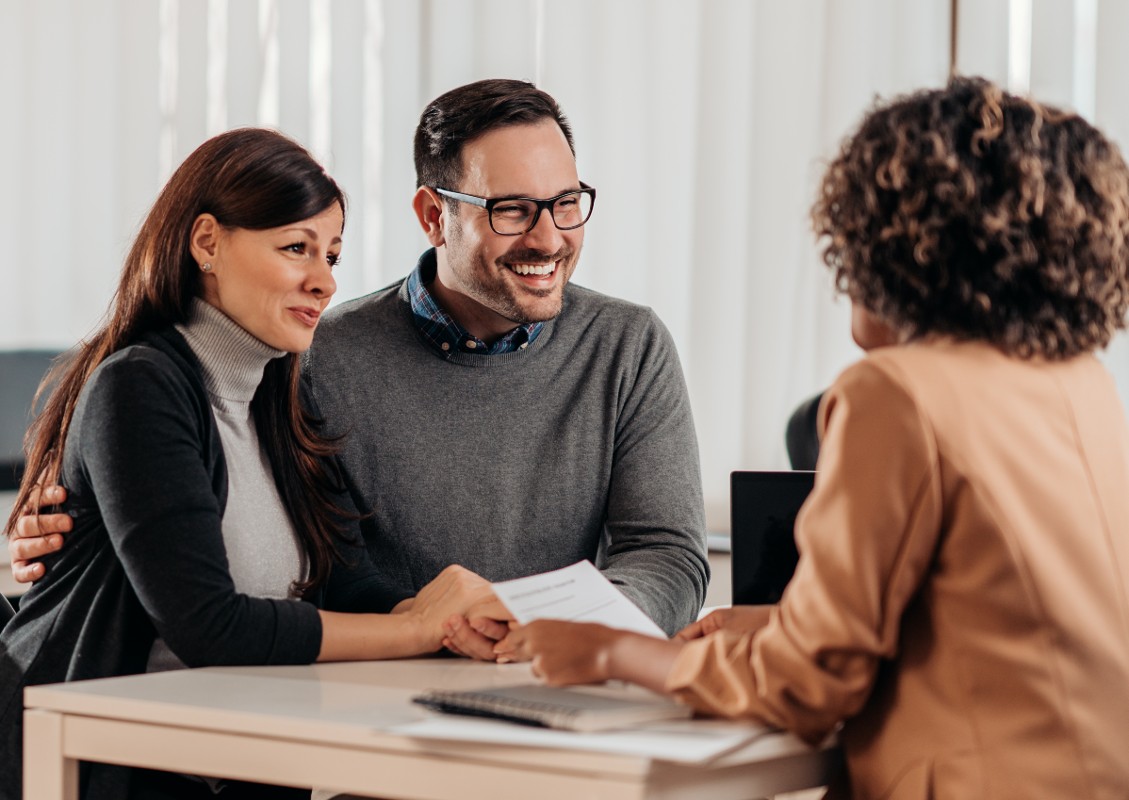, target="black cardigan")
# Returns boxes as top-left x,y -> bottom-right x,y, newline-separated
0,327 -> 404,800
